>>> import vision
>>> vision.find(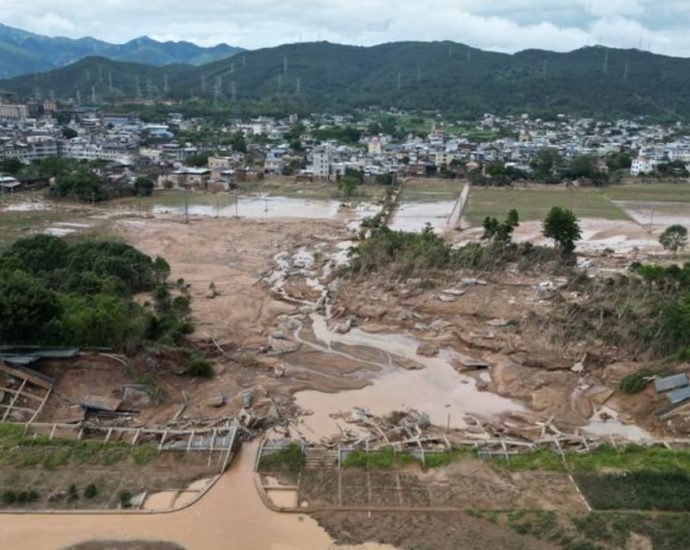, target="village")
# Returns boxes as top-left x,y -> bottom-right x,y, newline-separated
1,93 -> 690,197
